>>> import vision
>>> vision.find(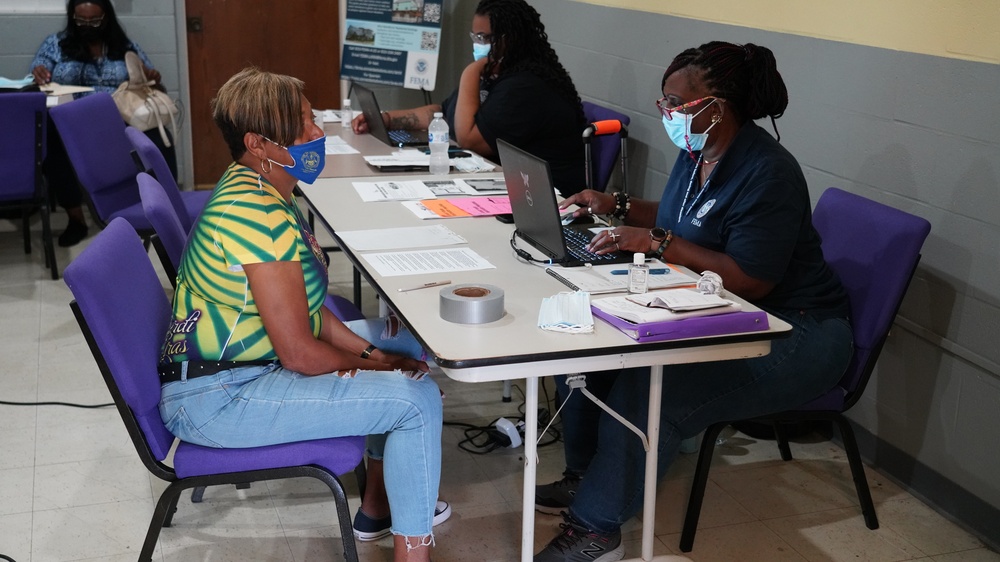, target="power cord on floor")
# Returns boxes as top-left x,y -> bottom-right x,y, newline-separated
1,553 -> 17,561
0,400 -> 113,408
